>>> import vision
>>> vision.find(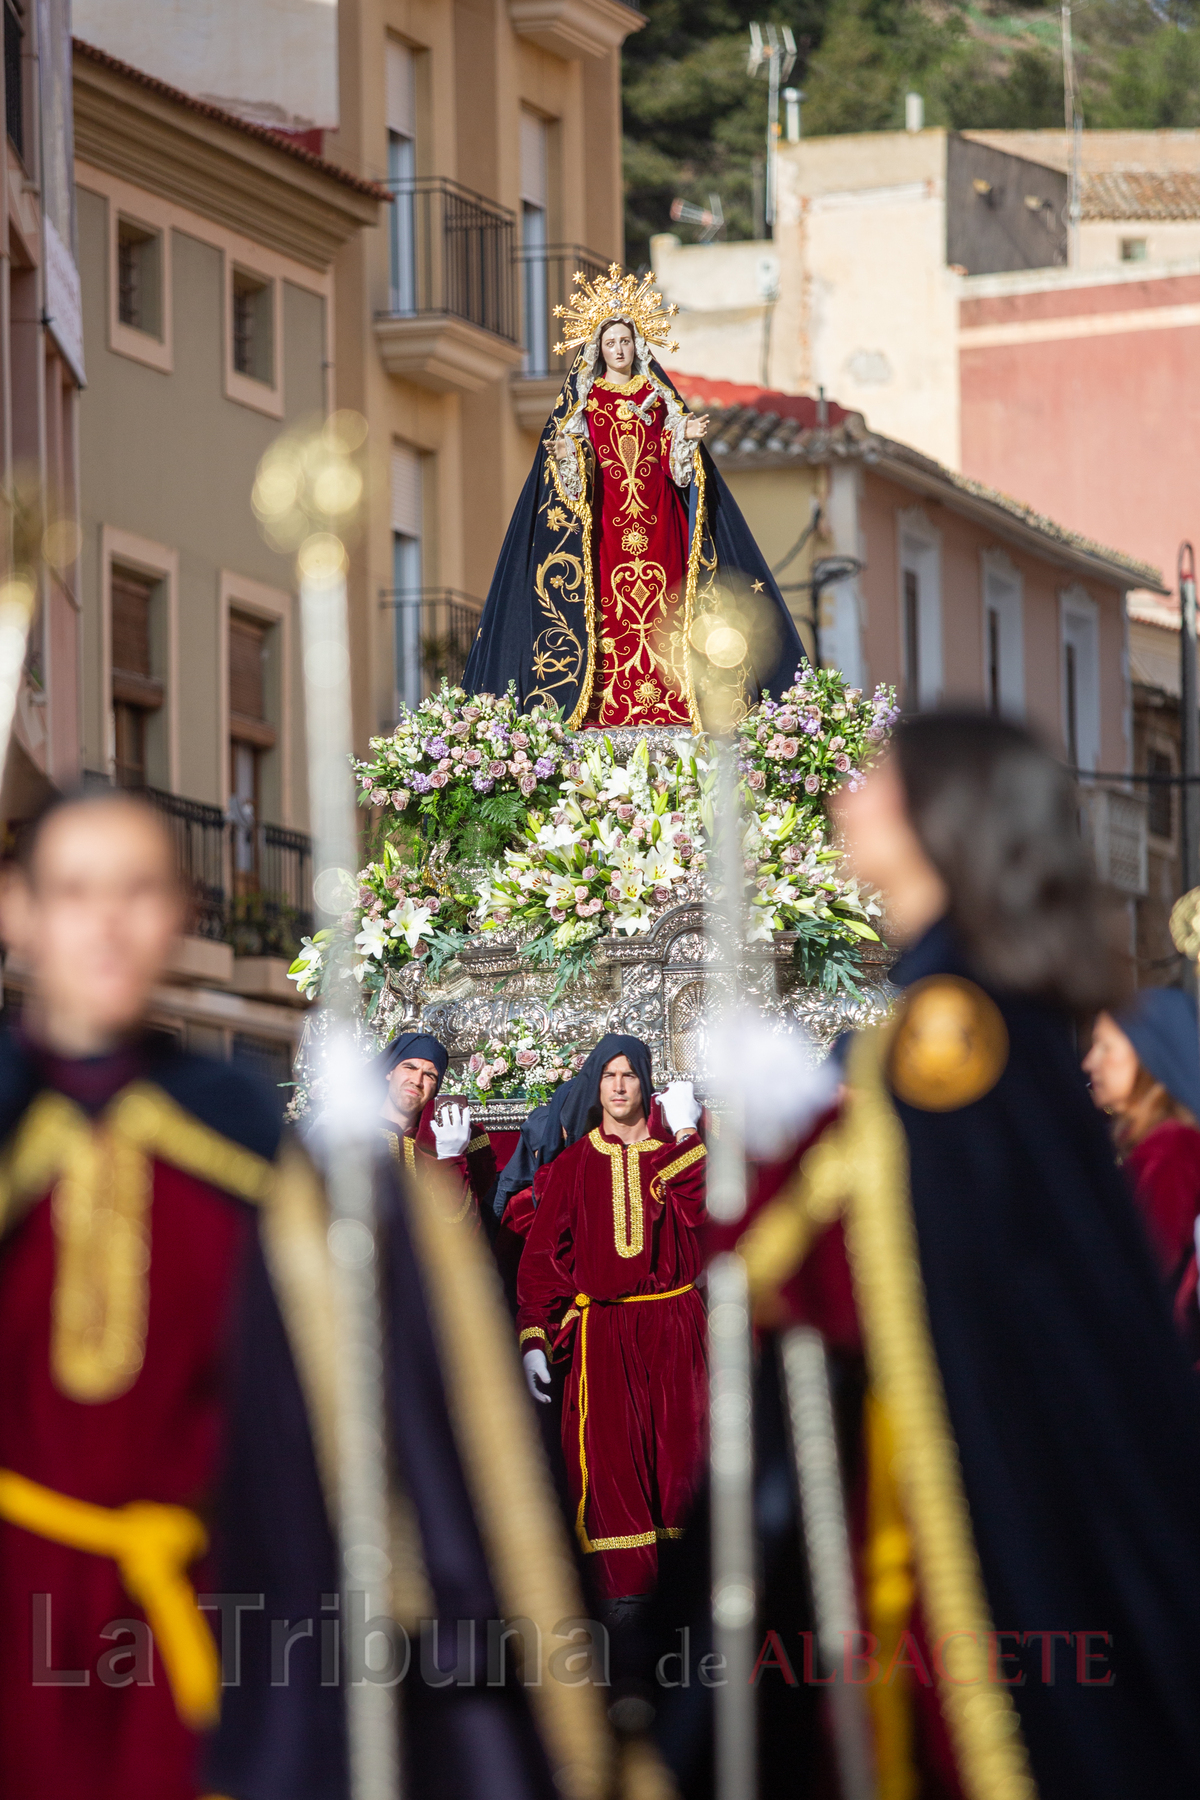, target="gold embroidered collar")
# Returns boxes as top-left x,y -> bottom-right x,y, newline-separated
592,373 -> 649,394
587,1128 -> 664,1260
